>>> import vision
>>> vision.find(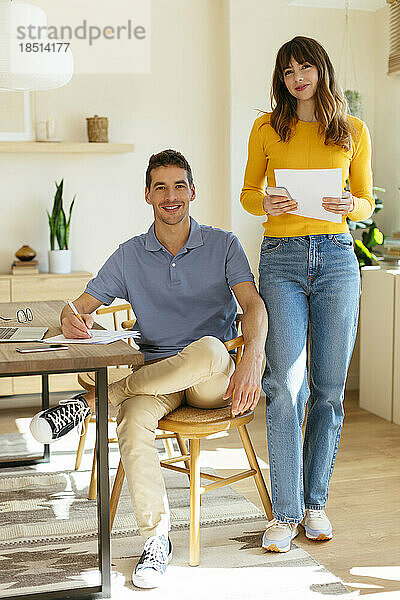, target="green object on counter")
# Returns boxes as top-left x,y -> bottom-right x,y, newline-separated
46,180 -> 76,251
